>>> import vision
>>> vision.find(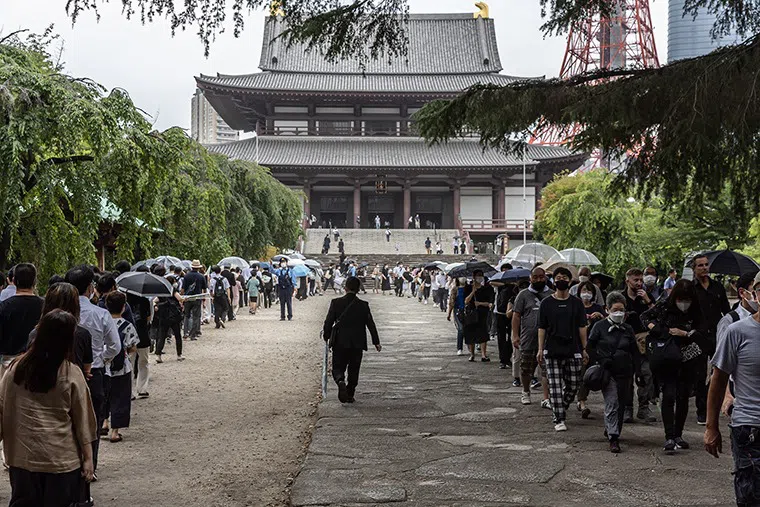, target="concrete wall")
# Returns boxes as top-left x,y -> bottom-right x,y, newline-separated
460,187 -> 492,221
505,186 -> 536,221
